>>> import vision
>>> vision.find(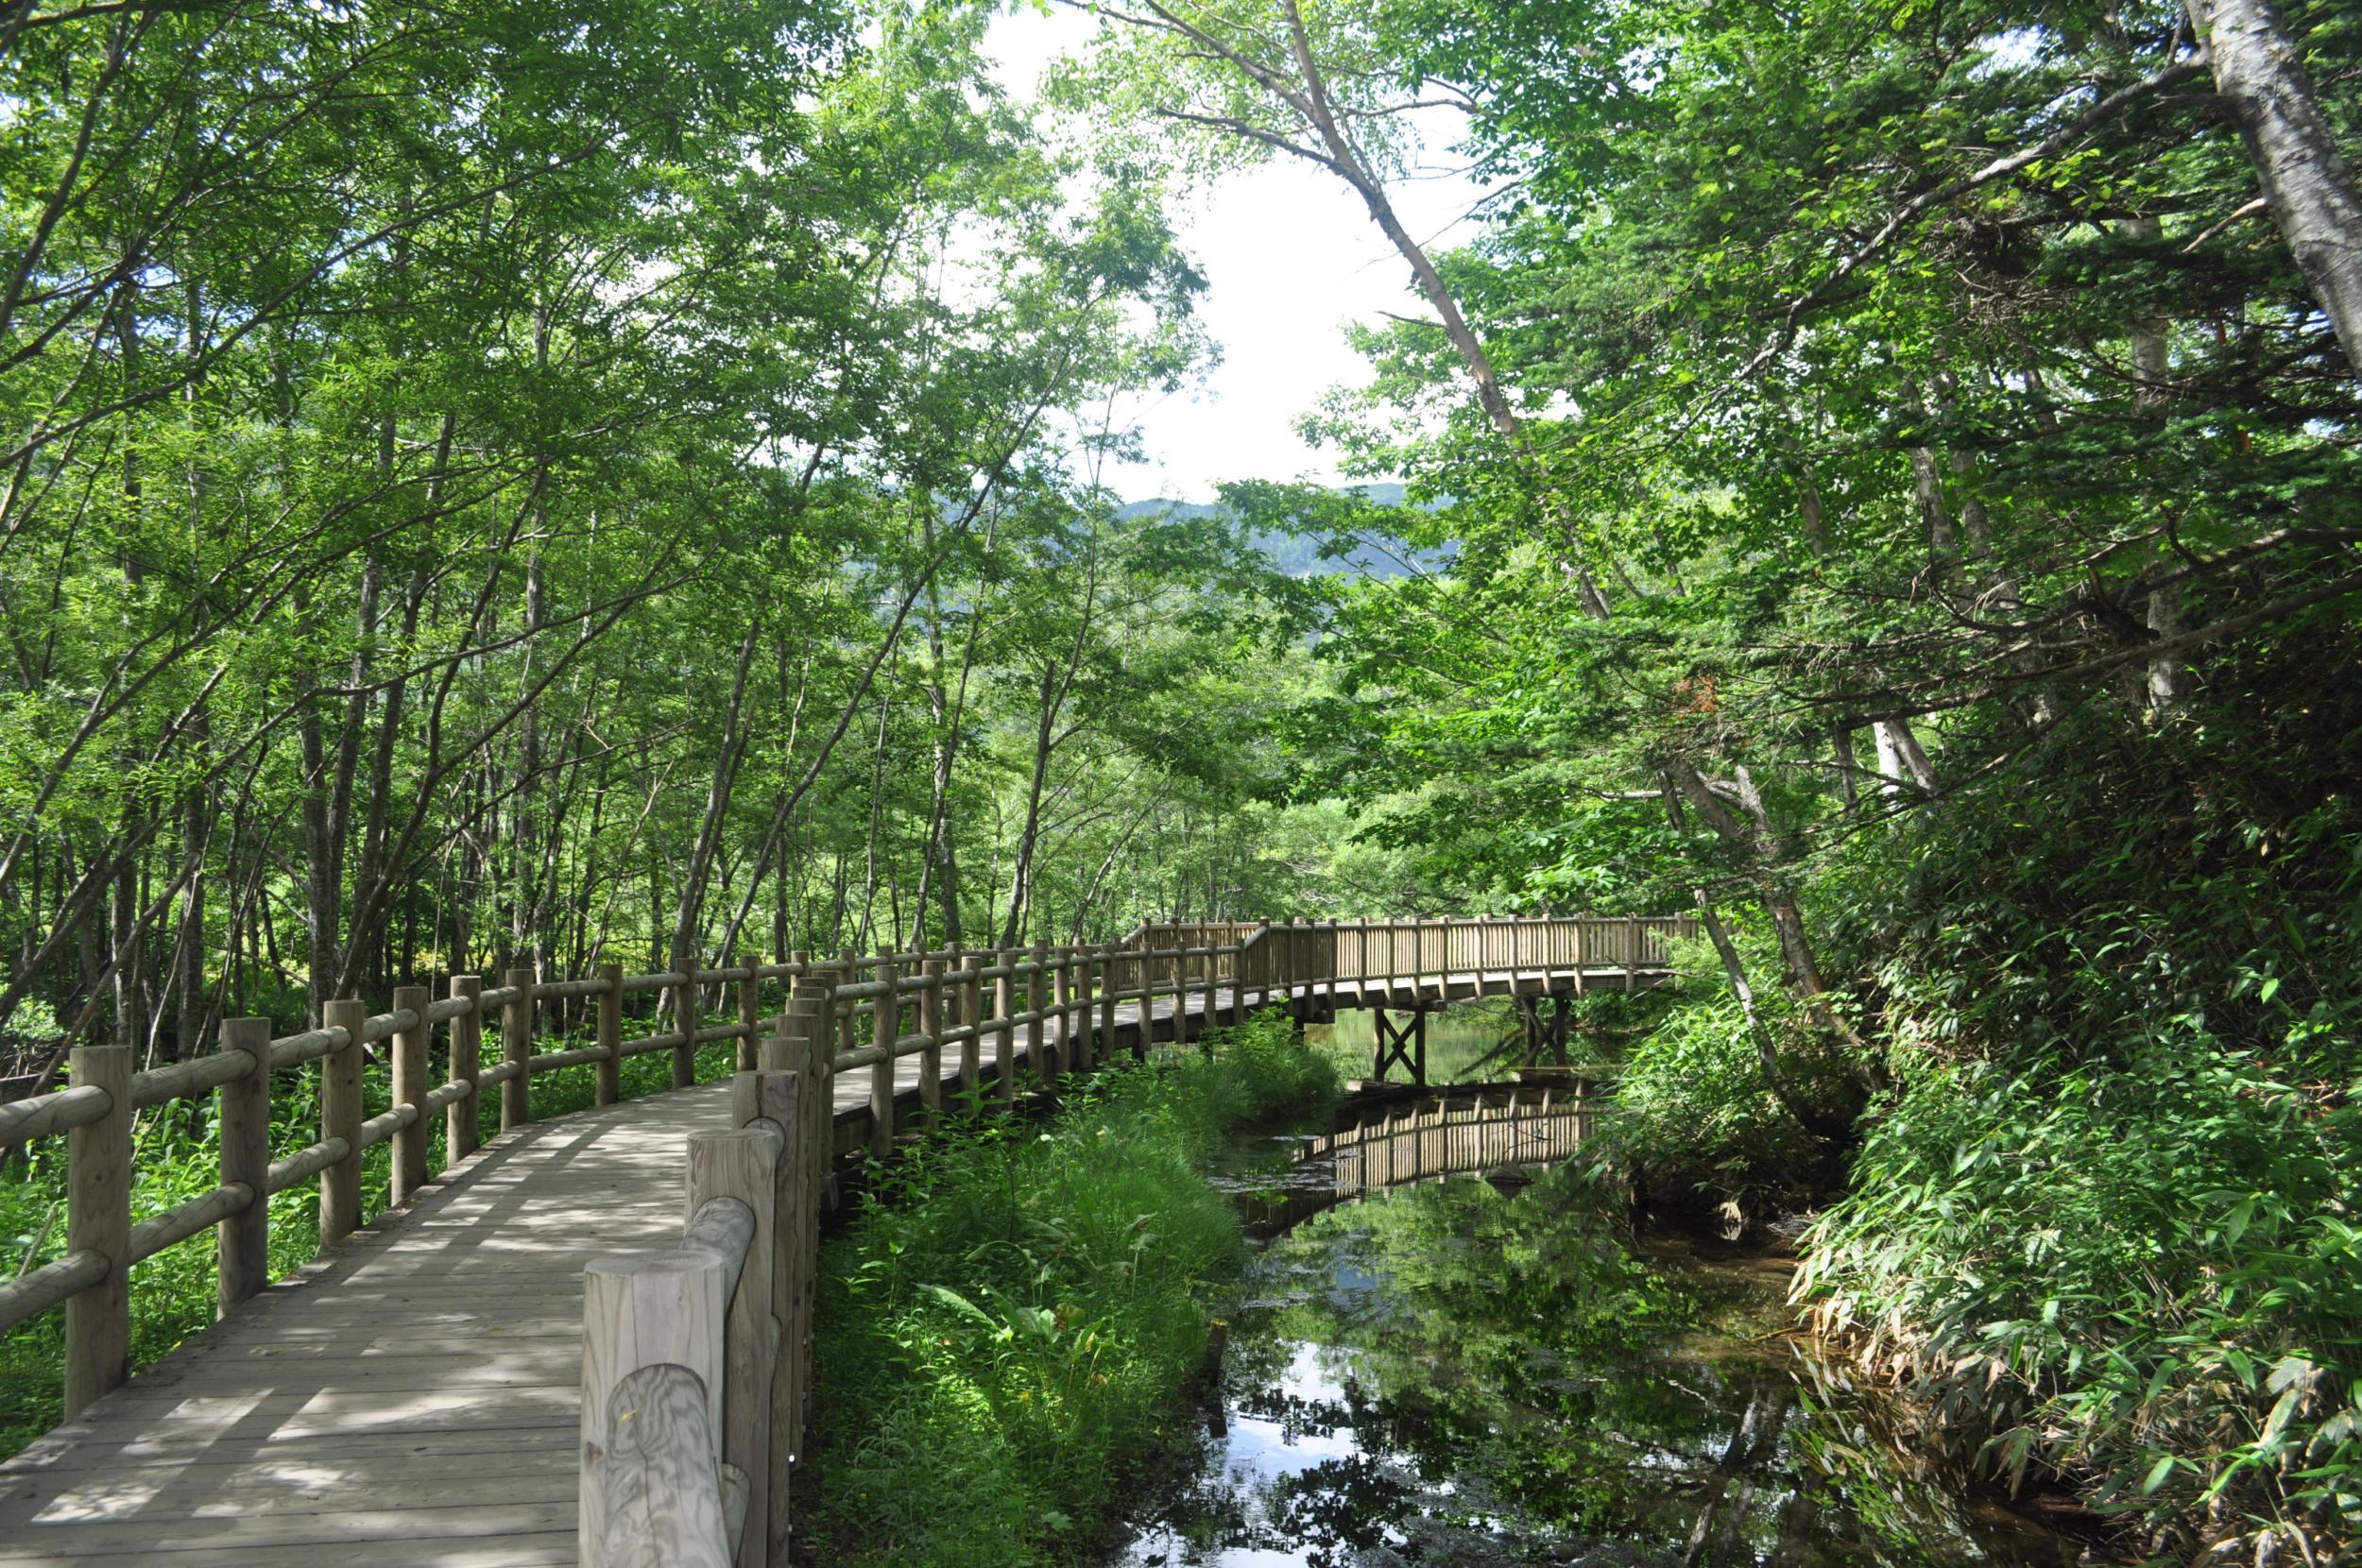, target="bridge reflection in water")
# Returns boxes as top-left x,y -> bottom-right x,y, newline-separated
1234,1083 -> 1592,1236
